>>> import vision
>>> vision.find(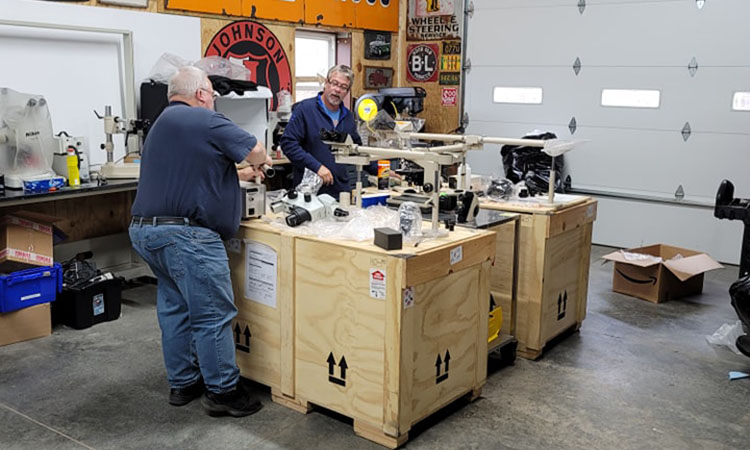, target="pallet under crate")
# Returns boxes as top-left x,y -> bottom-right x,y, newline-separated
228,220 -> 497,448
